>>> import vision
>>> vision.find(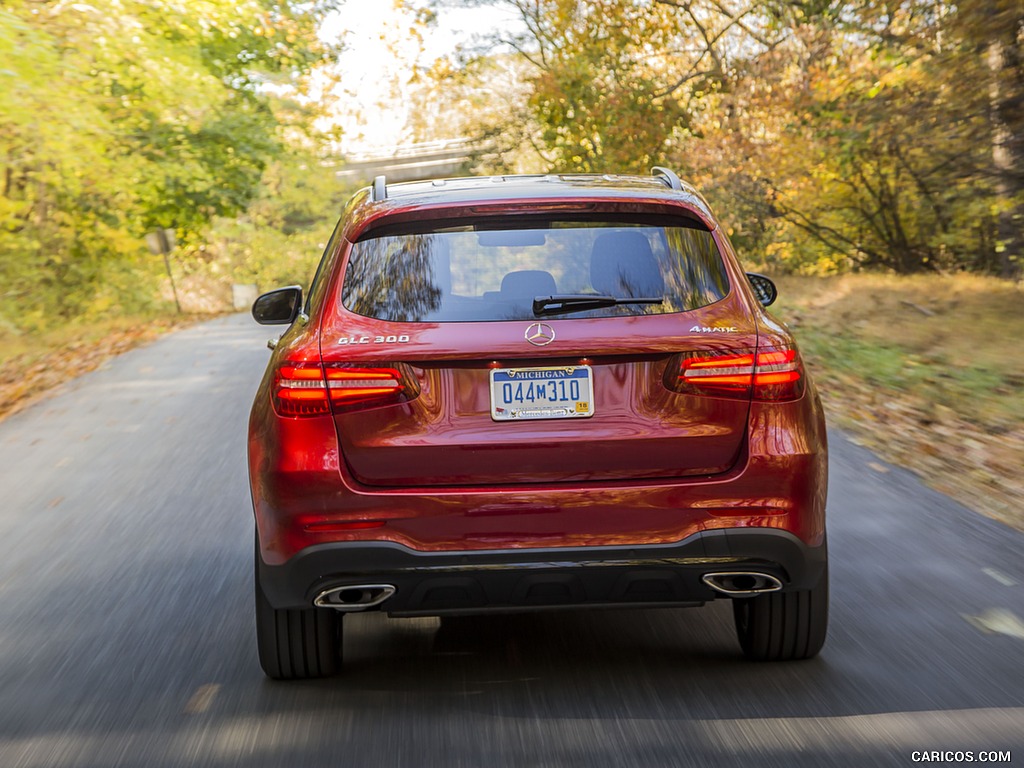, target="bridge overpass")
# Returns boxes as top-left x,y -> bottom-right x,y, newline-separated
333,138 -> 486,185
